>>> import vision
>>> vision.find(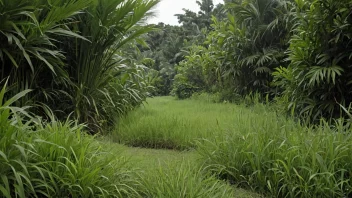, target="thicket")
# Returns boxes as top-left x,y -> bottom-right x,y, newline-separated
0,0 -> 159,132
172,0 -> 352,121
0,1 -> 162,196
